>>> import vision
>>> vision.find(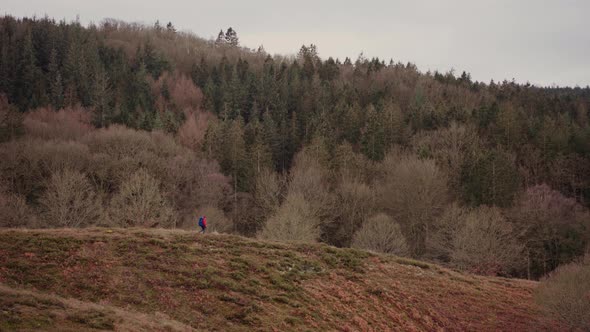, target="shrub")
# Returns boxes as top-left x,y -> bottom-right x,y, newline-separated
36,140 -> 91,175
510,184 -> 590,278
0,95 -> 24,142
168,73 -> 203,111
378,153 -> 448,256
177,112 -> 209,151
0,139 -> 91,201
166,155 -> 230,221
253,168 -> 285,222
432,205 -> 524,276
410,122 -> 480,197
0,184 -> 34,227
84,126 -> 184,192
535,255 -> 590,330
83,125 -> 157,160
352,213 -> 408,256
0,139 -> 45,200
258,192 -> 321,243
329,176 -> 375,247
24,106 -> 92,140
288,146 -> 335,221
39,170 -> 102,227
109,168 -> 174,227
